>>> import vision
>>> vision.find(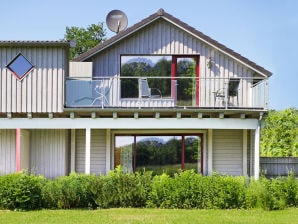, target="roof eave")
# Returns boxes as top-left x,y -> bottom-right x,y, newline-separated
0,41 -> 70,48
